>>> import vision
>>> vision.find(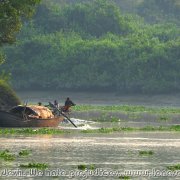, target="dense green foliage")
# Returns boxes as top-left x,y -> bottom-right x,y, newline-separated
0,0 -> 40,107
0,0 -> 41,63
0,0 -> 41,45
0,79 -> 20,110
1,0 -> 180,93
